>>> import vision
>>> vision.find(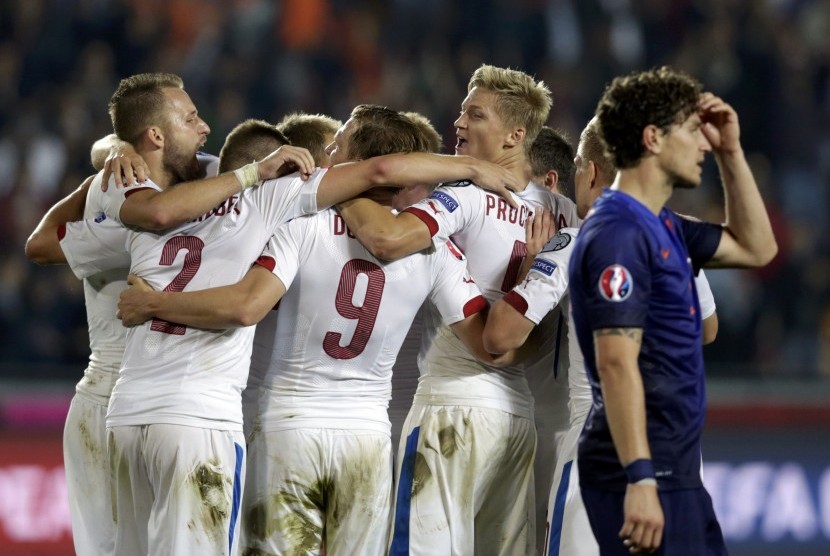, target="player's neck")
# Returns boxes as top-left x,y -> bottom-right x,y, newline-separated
491,148 -> 529,192
613,163 -> 673,215
137,149 -> 174,190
